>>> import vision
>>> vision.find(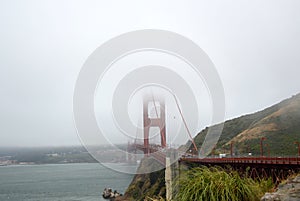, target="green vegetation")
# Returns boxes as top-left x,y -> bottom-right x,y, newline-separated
123,158 -> 166,201
192,93 -> 300,156
174,166 -> 273,201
